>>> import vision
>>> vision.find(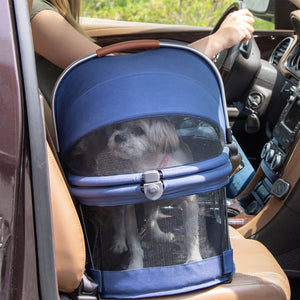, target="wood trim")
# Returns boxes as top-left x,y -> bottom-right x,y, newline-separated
277,34 -> 298,78
238,133 -> 300,238
254,30 -> 295,60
